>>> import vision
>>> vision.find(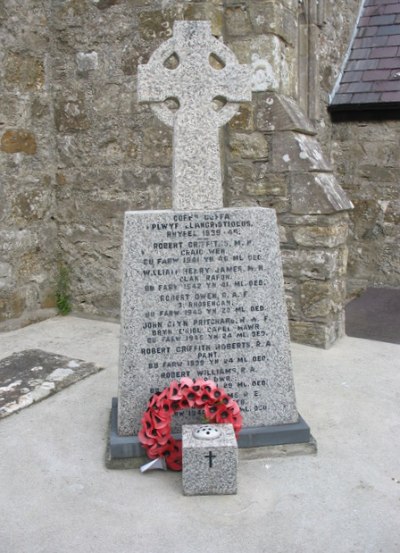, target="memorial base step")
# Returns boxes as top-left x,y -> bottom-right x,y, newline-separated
106,397 -> 317,469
